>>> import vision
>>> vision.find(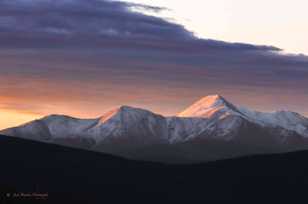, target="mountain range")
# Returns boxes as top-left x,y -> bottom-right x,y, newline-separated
1,94 -> 308,163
